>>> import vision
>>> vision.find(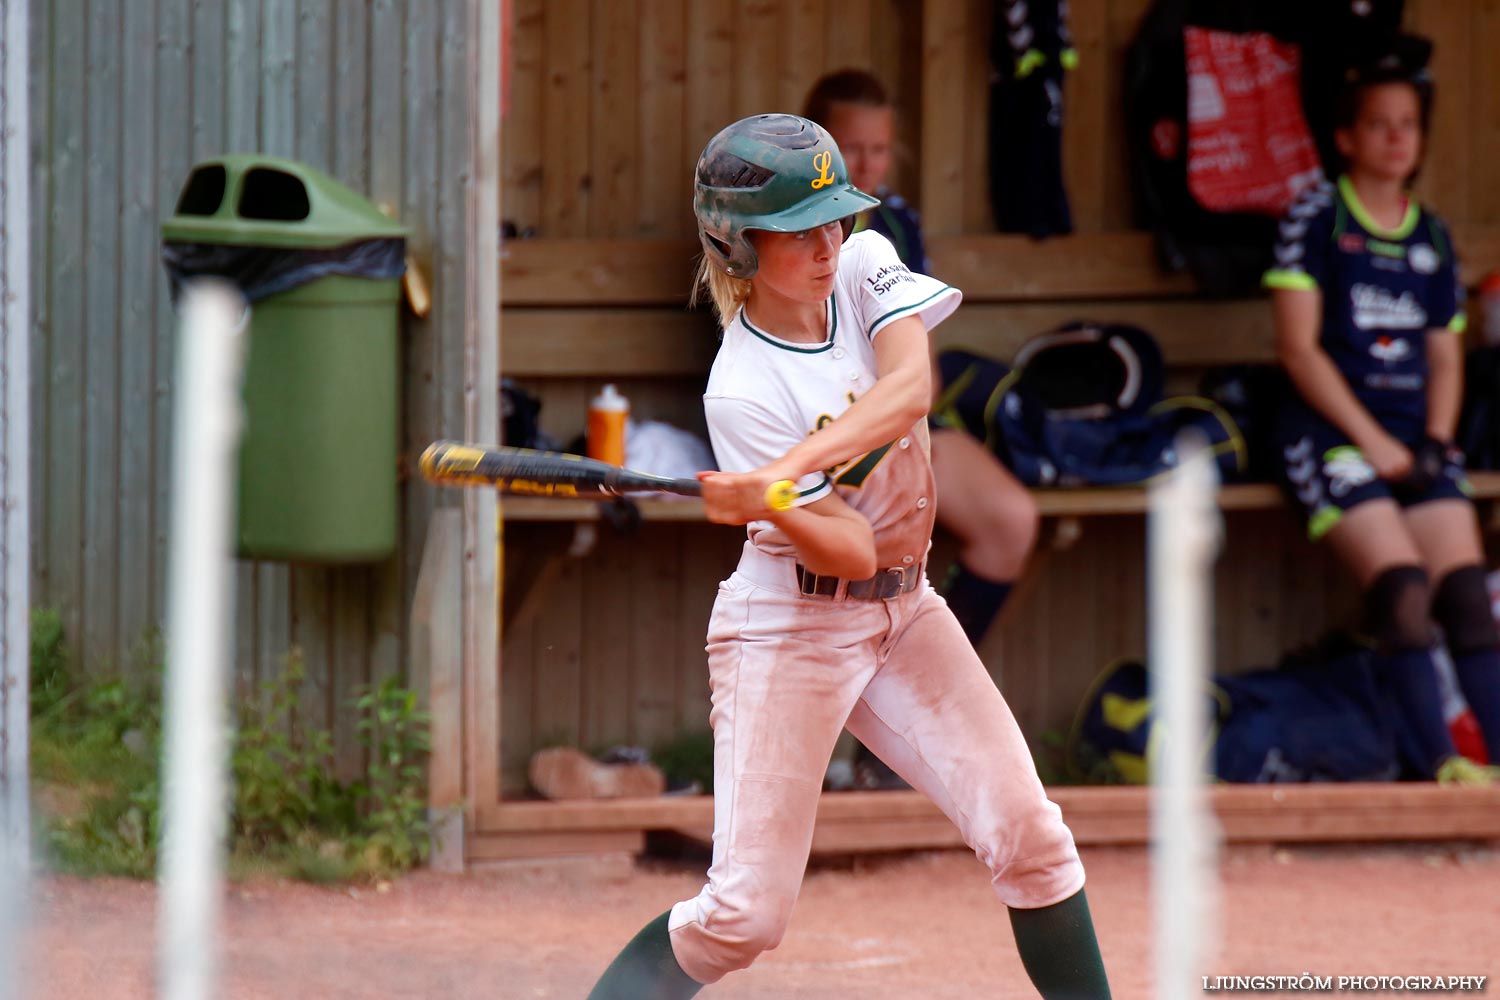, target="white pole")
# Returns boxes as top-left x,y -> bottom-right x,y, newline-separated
1,2 -> 34,998
157,280 -> 247,1000
1149,434 -> 1223,1000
